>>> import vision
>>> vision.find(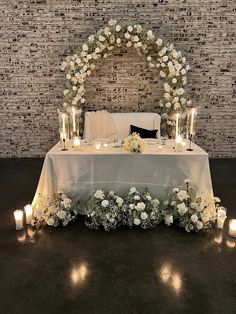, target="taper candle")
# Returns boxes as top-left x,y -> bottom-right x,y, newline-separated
24,204 -> 33,225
